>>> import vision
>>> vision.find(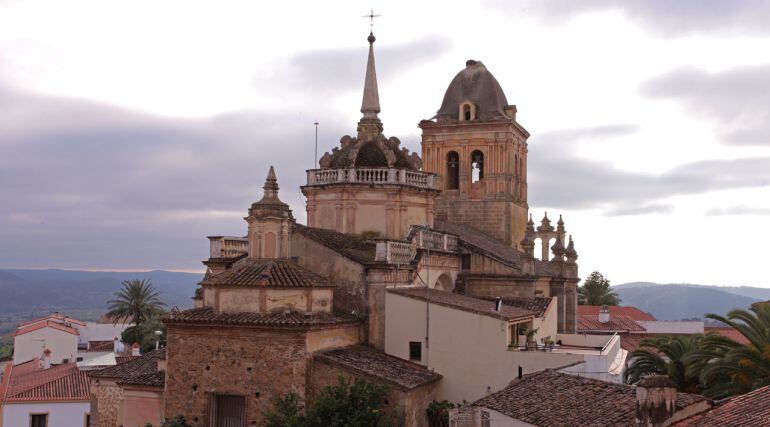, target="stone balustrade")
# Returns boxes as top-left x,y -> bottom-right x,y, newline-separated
306,168 -> 437,189
375,241 -> 417,265
416,229 -> 458,252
